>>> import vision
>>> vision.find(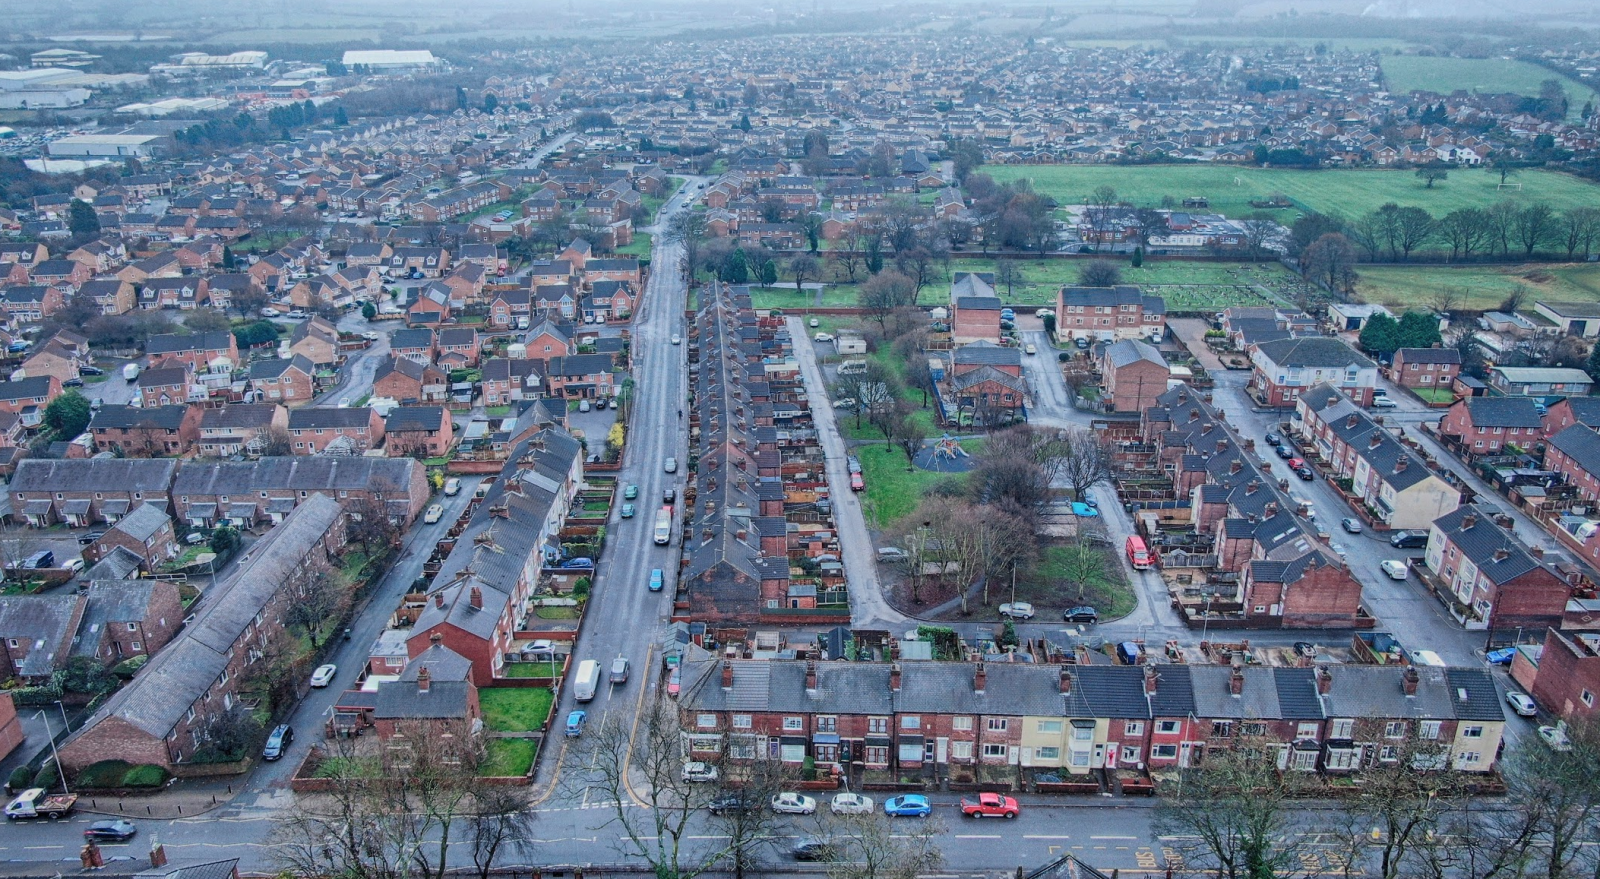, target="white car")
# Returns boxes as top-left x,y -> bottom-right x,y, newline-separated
999,602 -> 1035,620
665,457 -> 677,473
362,331 -> 381,341
830,792 -> 875,815
770,792 -> 818,815
681,761 -> 718,783
424,504 -> 445,524
833,397 -> 857,409
1380,559 -> 1409,581
1540,725 -> 1573,751
260,307 -> 281,317
1035,309 -> 1054,319
814,332 -> 834,343
1371,397 -> 1399,409
670,334 -> 681,345
809,317 -> 820,328
287,309 -> 309,319
309,663 -> 338,688
1024,344 -> 1037,355
1507,692 -> 1538,717
63,558 -> 85,575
